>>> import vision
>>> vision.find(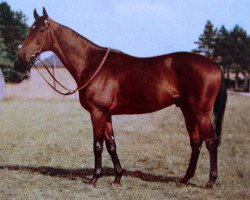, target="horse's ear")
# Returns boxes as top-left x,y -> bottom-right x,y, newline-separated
34,9 -> 39,20
43,7 -> 48,18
